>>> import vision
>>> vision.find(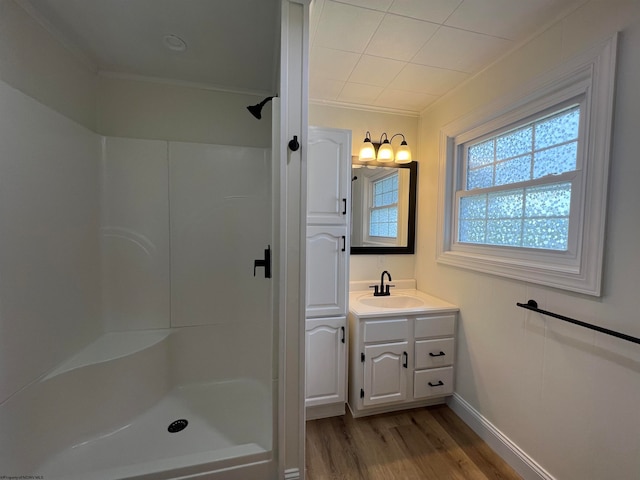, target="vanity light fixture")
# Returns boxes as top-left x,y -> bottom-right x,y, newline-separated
357,131 -> 412,163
